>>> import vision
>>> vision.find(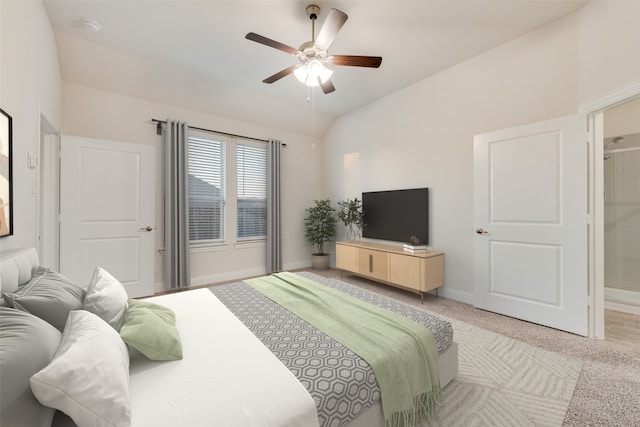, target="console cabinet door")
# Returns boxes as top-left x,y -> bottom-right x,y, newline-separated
389,254 -> 423,291
423,255 -> 445,292
336,244 -> 358,272
357,249 -> 388,281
